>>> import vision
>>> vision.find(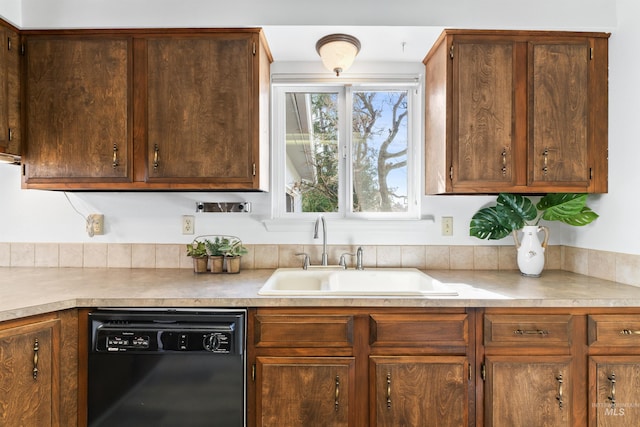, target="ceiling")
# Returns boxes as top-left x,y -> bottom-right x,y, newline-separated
261,26 -> 445,63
